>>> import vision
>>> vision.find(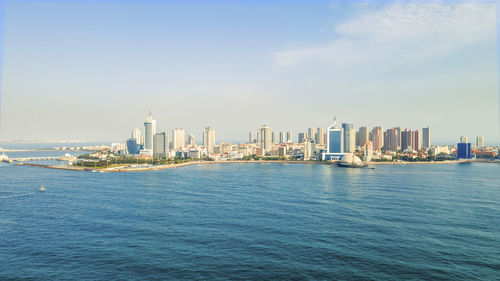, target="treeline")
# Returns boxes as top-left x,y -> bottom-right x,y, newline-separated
73,156 -> 192,168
